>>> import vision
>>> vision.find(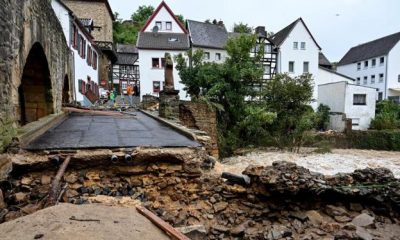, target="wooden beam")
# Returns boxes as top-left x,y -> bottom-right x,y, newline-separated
136,205 -> 190,240
46,156 -> 71,207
